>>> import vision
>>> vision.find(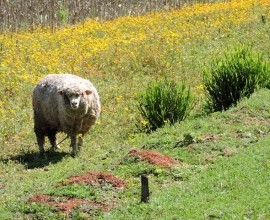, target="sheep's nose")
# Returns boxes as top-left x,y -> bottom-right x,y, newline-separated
71,102 -> 79,109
